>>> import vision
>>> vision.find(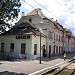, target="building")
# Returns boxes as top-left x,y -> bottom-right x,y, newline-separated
0,21 -> 46,59
0,8 -> 75,59
21,8 -> 64,56
64,29 -> 75,53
